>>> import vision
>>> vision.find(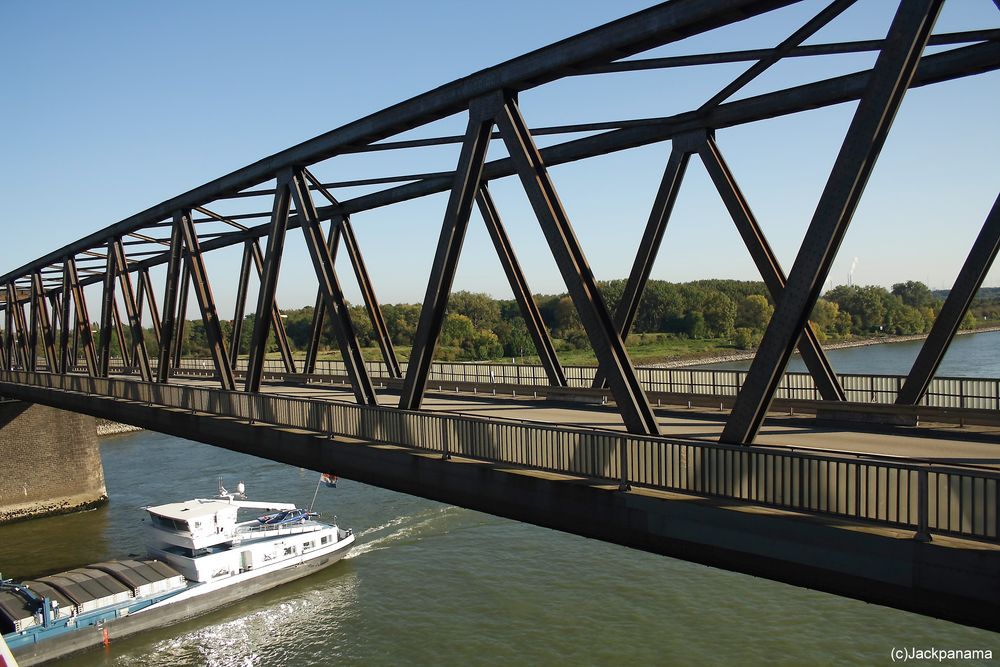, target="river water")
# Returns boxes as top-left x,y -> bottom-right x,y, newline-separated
701,329 -> 1000,376
2,334 -> 999,665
